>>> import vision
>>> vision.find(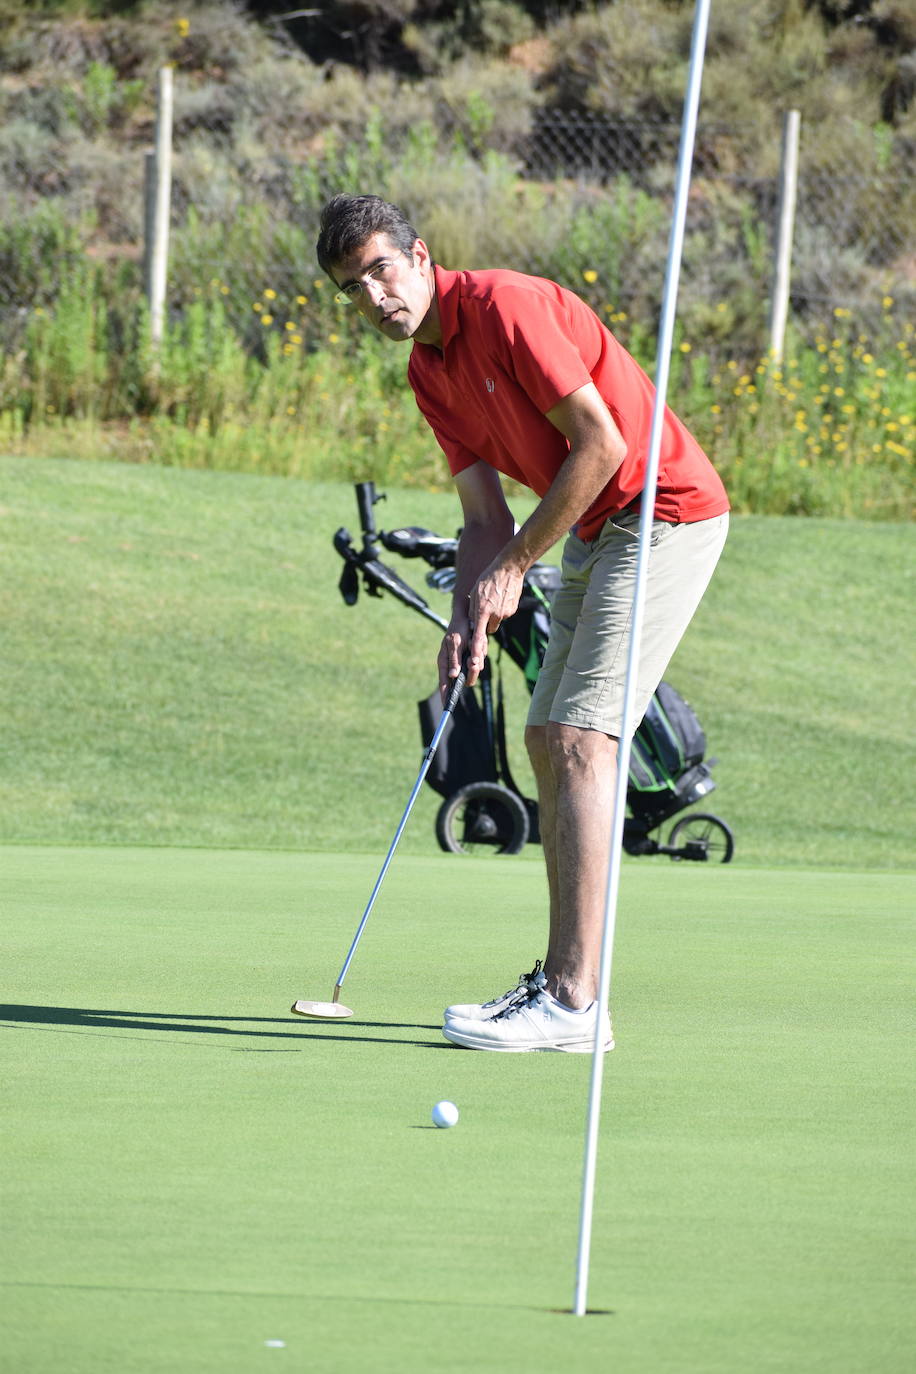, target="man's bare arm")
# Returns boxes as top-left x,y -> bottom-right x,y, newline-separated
438,461 -> 515,694
457,384 -> 627,687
